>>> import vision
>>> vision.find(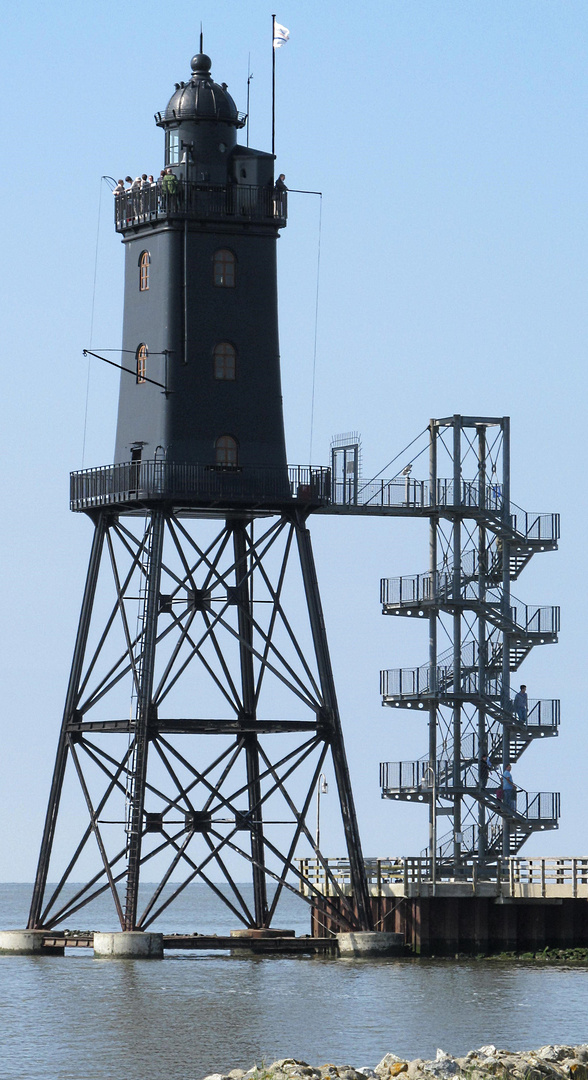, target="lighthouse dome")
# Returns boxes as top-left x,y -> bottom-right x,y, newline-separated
159,54 -> 243,126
